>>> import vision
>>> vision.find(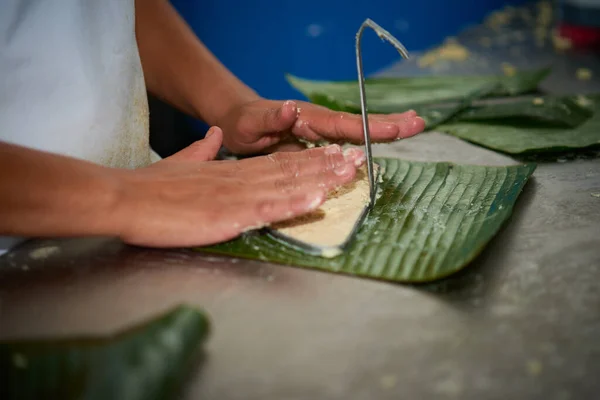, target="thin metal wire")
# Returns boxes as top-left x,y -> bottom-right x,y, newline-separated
355,19 -> 410,205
